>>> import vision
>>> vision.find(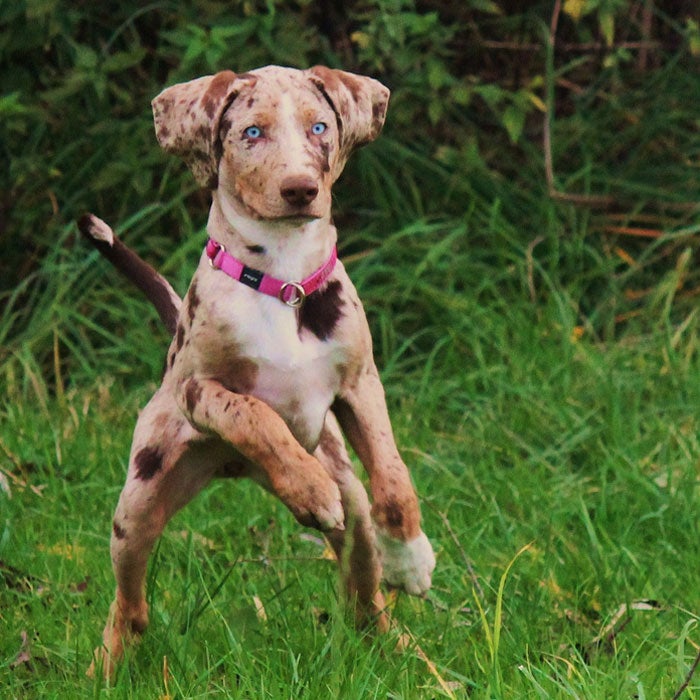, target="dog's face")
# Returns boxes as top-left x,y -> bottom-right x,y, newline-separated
152,65 -> 390,221
216,69 -> 339,220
